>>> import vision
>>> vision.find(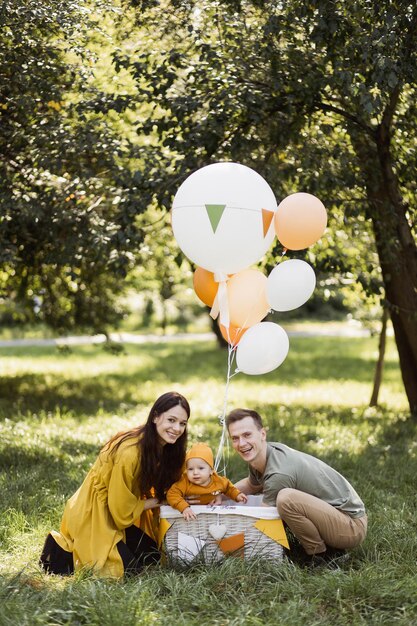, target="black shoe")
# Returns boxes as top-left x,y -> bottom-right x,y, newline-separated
325,547 -> 349,561
305,548 -> 349,570
305,553 -> 328,569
